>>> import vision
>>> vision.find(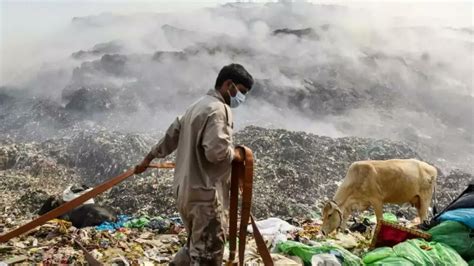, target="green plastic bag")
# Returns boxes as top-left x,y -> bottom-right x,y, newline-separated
395,239 -> 467,266
392,239 -> 436,265
367,213 -> 397,224
432,242 -> 468,266
124,217 -> 150,228
429,221 -> 474,261
362,247 -> 393,264
276,240 -> 362,266
368,256 -> 414,266
363,239 -> 467,266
